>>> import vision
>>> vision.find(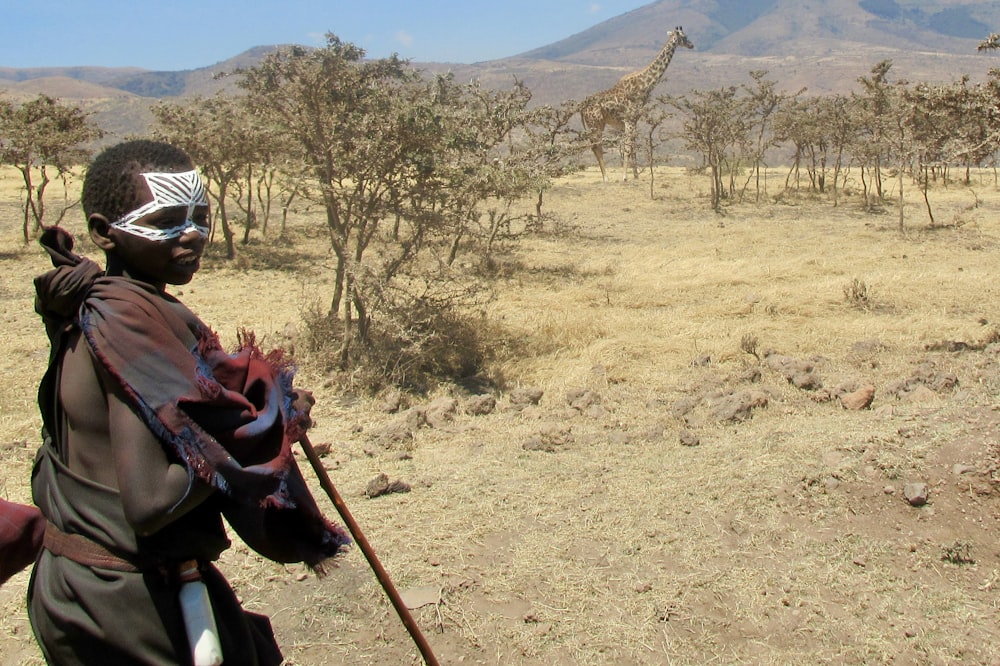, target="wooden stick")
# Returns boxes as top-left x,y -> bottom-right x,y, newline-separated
298,434 -> 439,666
